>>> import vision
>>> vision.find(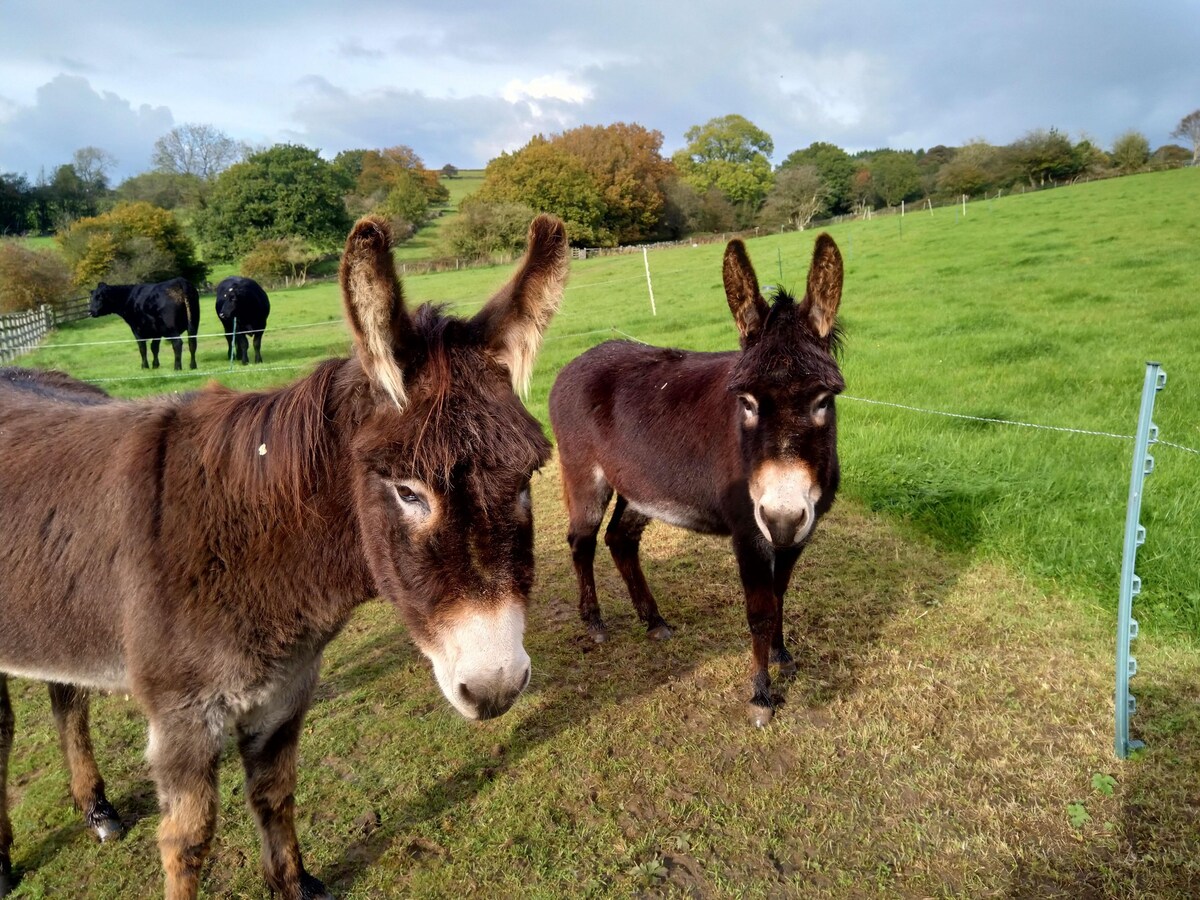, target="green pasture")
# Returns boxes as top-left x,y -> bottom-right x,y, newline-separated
5,168 -> 1200,896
